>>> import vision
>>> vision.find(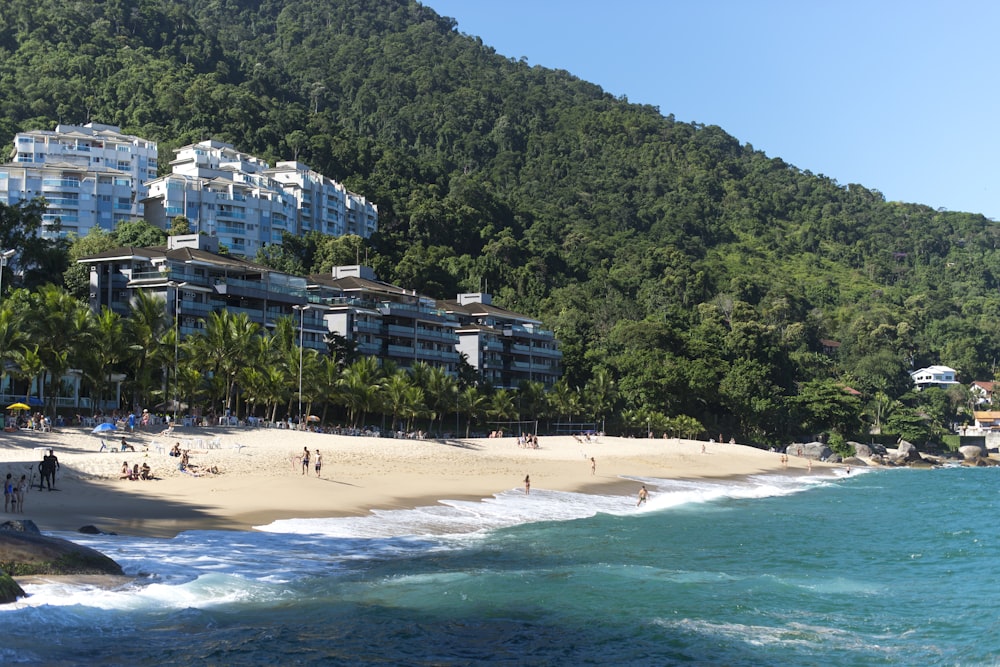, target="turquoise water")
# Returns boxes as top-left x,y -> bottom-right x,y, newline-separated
2,467 -> 999,665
